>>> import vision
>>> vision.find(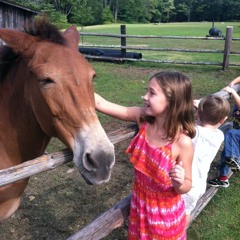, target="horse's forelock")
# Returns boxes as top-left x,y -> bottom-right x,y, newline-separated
23,17 -> 66,45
